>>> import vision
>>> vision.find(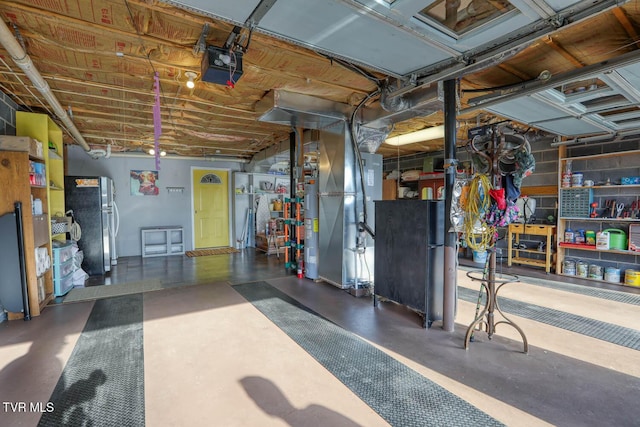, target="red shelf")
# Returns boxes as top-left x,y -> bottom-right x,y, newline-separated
558,243 -> 595,249
558,242 -> 639,255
